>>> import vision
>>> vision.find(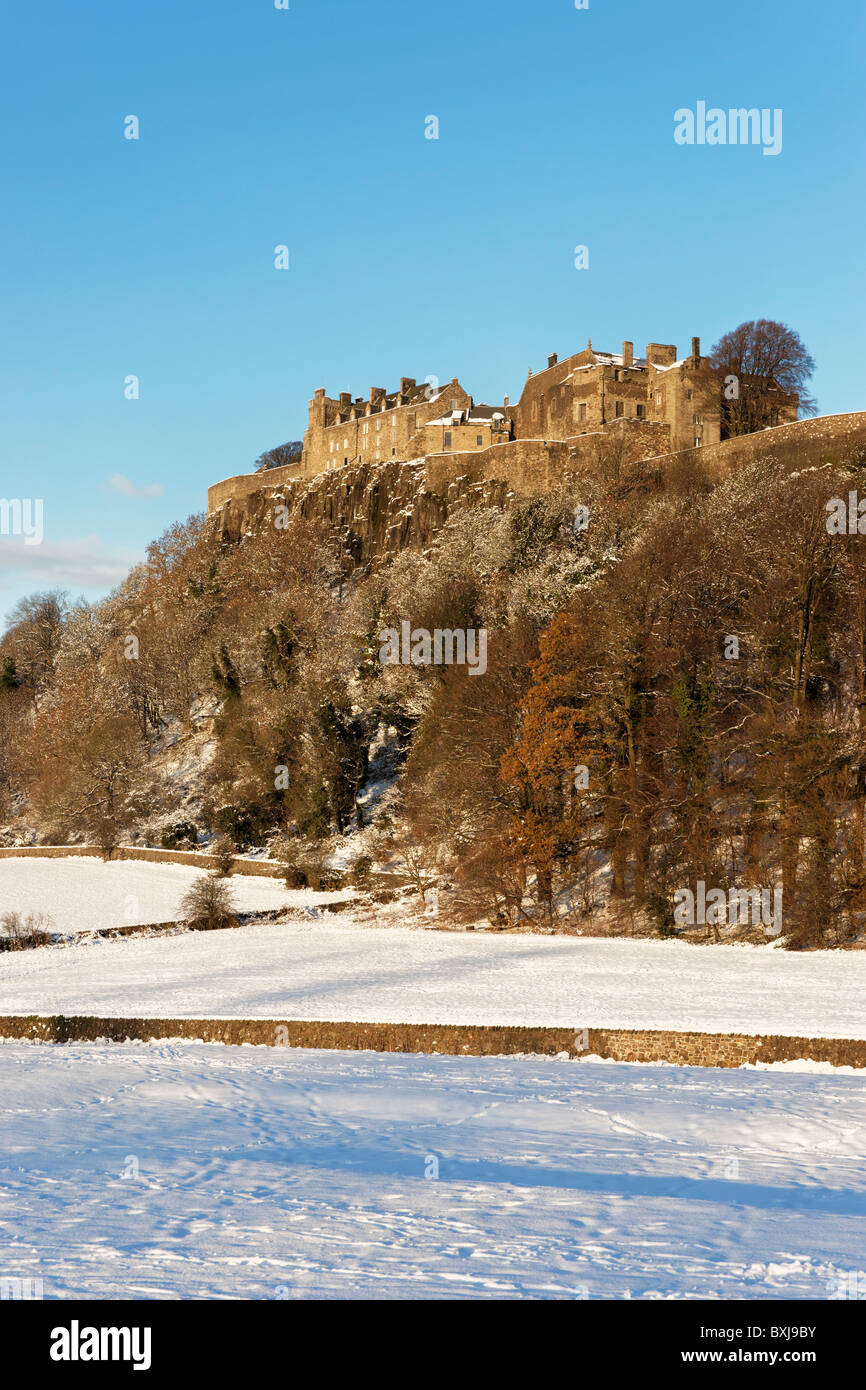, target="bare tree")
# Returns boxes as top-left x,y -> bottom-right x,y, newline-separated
710,319 -> 816,436
3,590 -> 68,698
178,873 -> 238,930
